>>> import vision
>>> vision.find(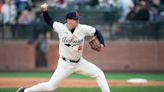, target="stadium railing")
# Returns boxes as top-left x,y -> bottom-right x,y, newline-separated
0,7 -> 164,41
